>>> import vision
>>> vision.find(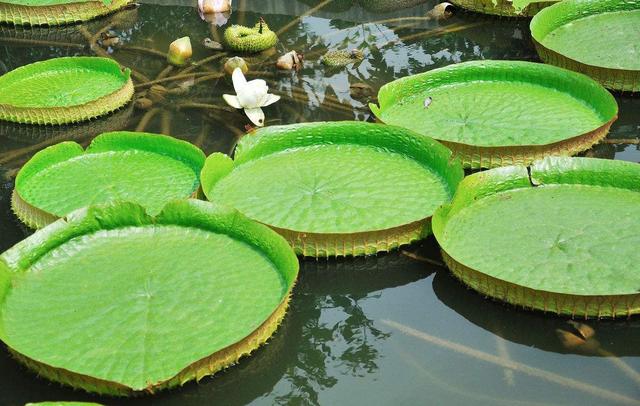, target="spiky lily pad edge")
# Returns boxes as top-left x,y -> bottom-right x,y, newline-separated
272,218 -> 431,258
370,60 -> 619,169
441,251 -> 640,319
530,0 -> 640,92
201,122 -> 464,258
440,117 -> 616,169
11,293 -> 292,396
0,0 -> 132,27
0,57 -> 134,125
532,40 -> 640,93
433,157 -> 640,319
12,131 -> 206,229
1,200 -> 299,395
449,0 -> 555,17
